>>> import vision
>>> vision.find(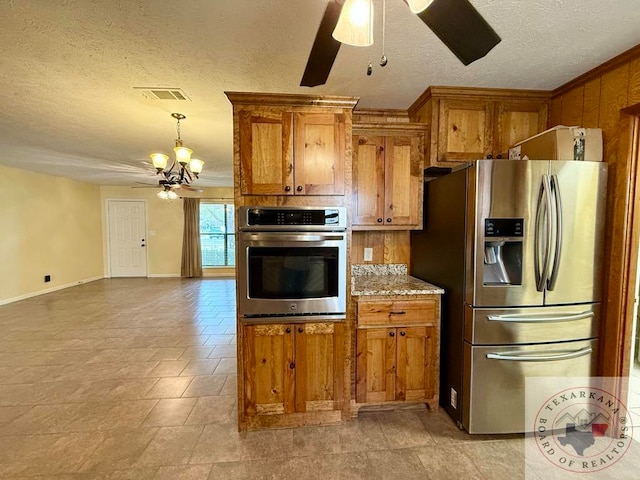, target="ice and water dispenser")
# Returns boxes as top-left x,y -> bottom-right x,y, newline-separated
483,218 -> 523,285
